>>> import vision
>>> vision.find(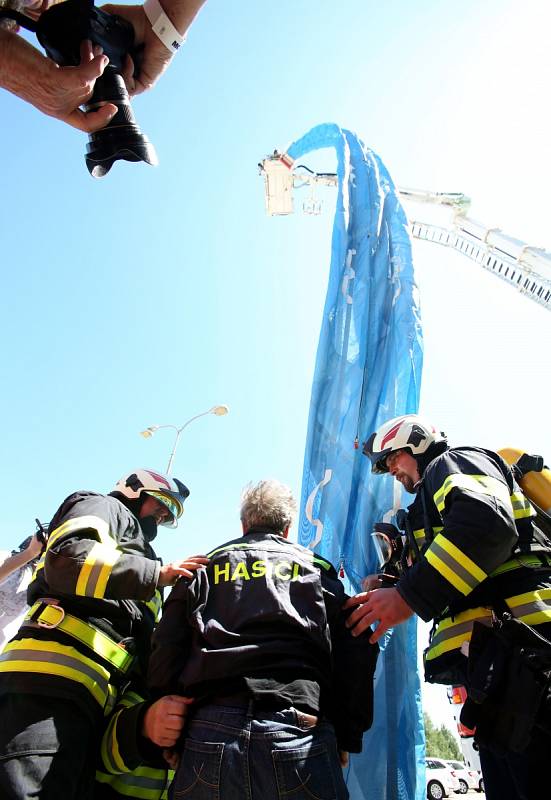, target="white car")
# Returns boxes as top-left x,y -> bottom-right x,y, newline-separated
426,758 -> 461,799
445,760 -> 480,794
